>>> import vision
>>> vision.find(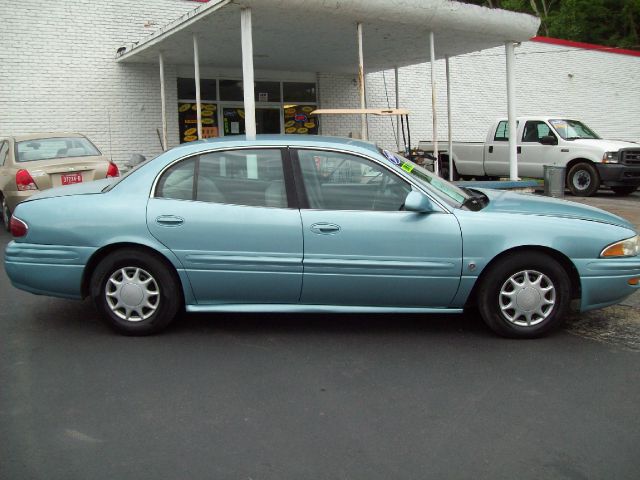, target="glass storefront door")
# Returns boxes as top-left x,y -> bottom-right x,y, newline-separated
222,107 -> 281,136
